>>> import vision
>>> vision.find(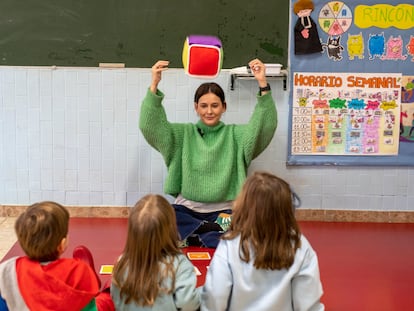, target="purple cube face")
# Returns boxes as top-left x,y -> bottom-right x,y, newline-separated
188,35 -> 222,48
